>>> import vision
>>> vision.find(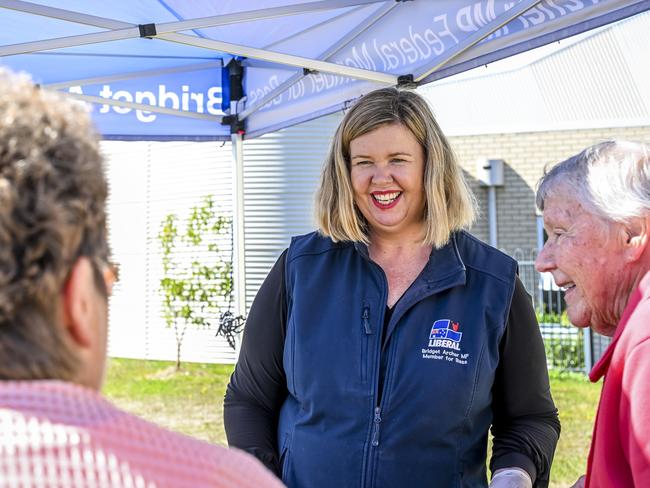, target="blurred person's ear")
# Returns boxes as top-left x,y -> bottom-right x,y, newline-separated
61,257 -> 109,390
